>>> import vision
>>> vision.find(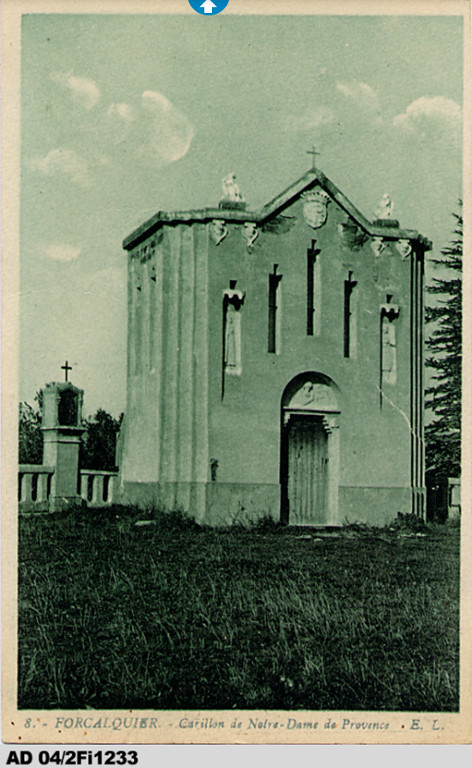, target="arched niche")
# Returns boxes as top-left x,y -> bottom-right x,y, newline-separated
280,372 -> 340,526
282,371 -> 339,421
58,388 -> 79,427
